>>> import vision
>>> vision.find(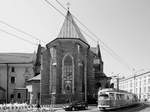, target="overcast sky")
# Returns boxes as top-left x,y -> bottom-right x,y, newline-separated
0,0 -> 150,77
